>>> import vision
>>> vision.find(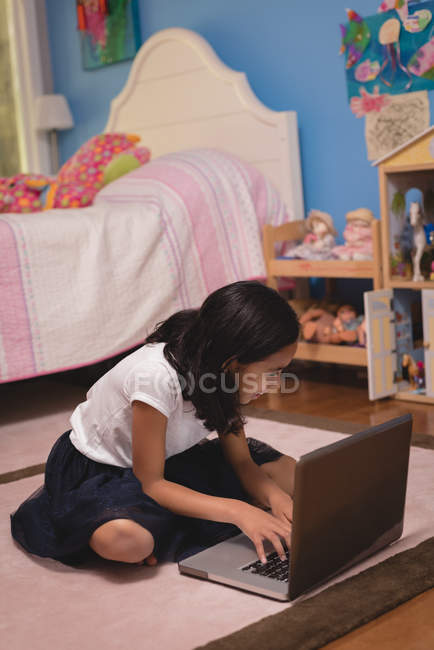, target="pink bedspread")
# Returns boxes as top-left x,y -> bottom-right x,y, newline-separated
0,149 -> 292,383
